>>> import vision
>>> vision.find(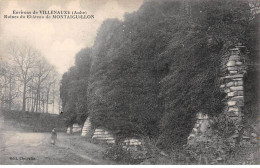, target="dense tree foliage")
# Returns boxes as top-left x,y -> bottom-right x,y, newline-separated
60,0 -> 258,149
60,48 -> 92,126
